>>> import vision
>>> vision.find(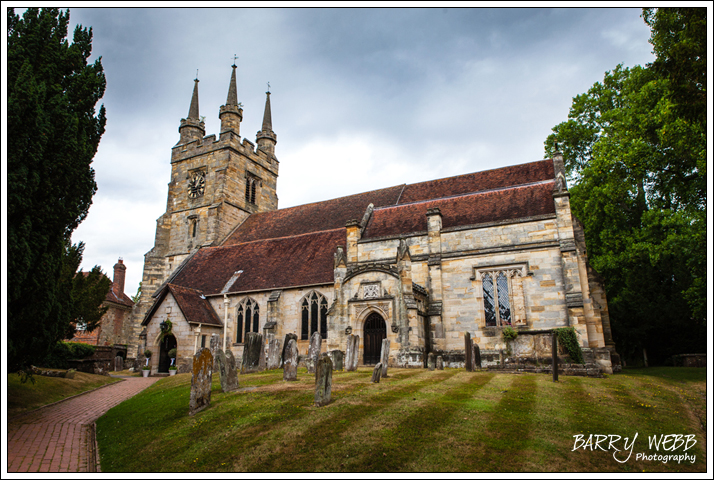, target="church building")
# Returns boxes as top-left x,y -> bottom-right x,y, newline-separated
128,66 -> 619,375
